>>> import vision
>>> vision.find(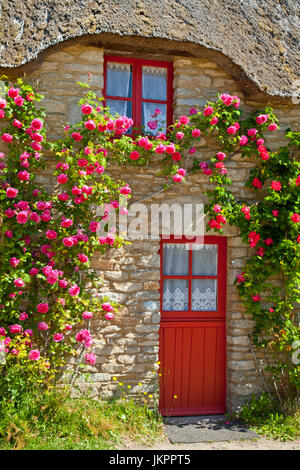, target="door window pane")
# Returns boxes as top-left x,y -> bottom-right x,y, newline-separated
142,102 -> 167,135
191,279 -> 217,311
142,66 -> 167,100
192,245 -> 218,276
106,62 -> 132,97
163,244 -> 189,276
163,279 -> 188,311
